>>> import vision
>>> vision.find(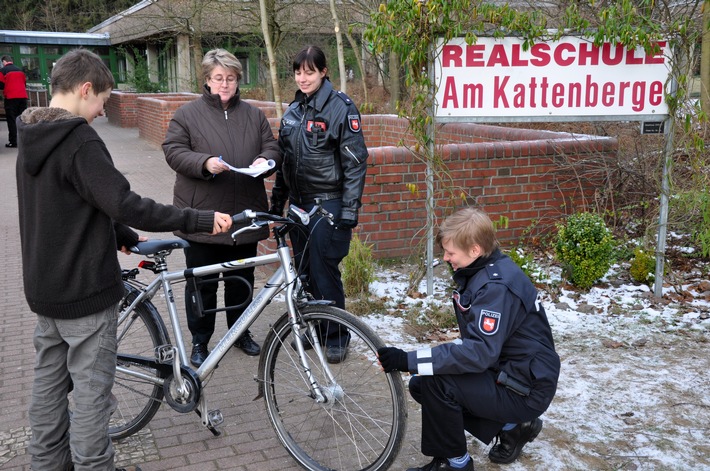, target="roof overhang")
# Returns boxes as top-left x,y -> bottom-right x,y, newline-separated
0,30 -> 111,46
